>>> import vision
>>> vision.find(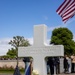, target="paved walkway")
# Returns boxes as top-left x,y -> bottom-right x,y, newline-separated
50,73 -> 75,75
58,73 -> 75,75
0,73 -> 75,75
